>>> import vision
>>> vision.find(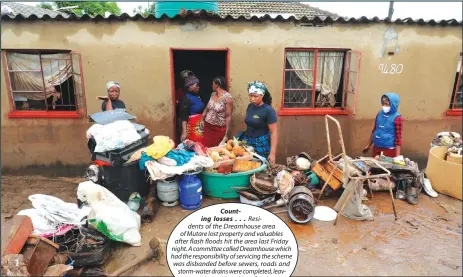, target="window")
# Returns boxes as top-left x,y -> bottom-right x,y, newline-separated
2,50 -> 86,118
448,53 -> 462,116
280,48 -> 361,116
